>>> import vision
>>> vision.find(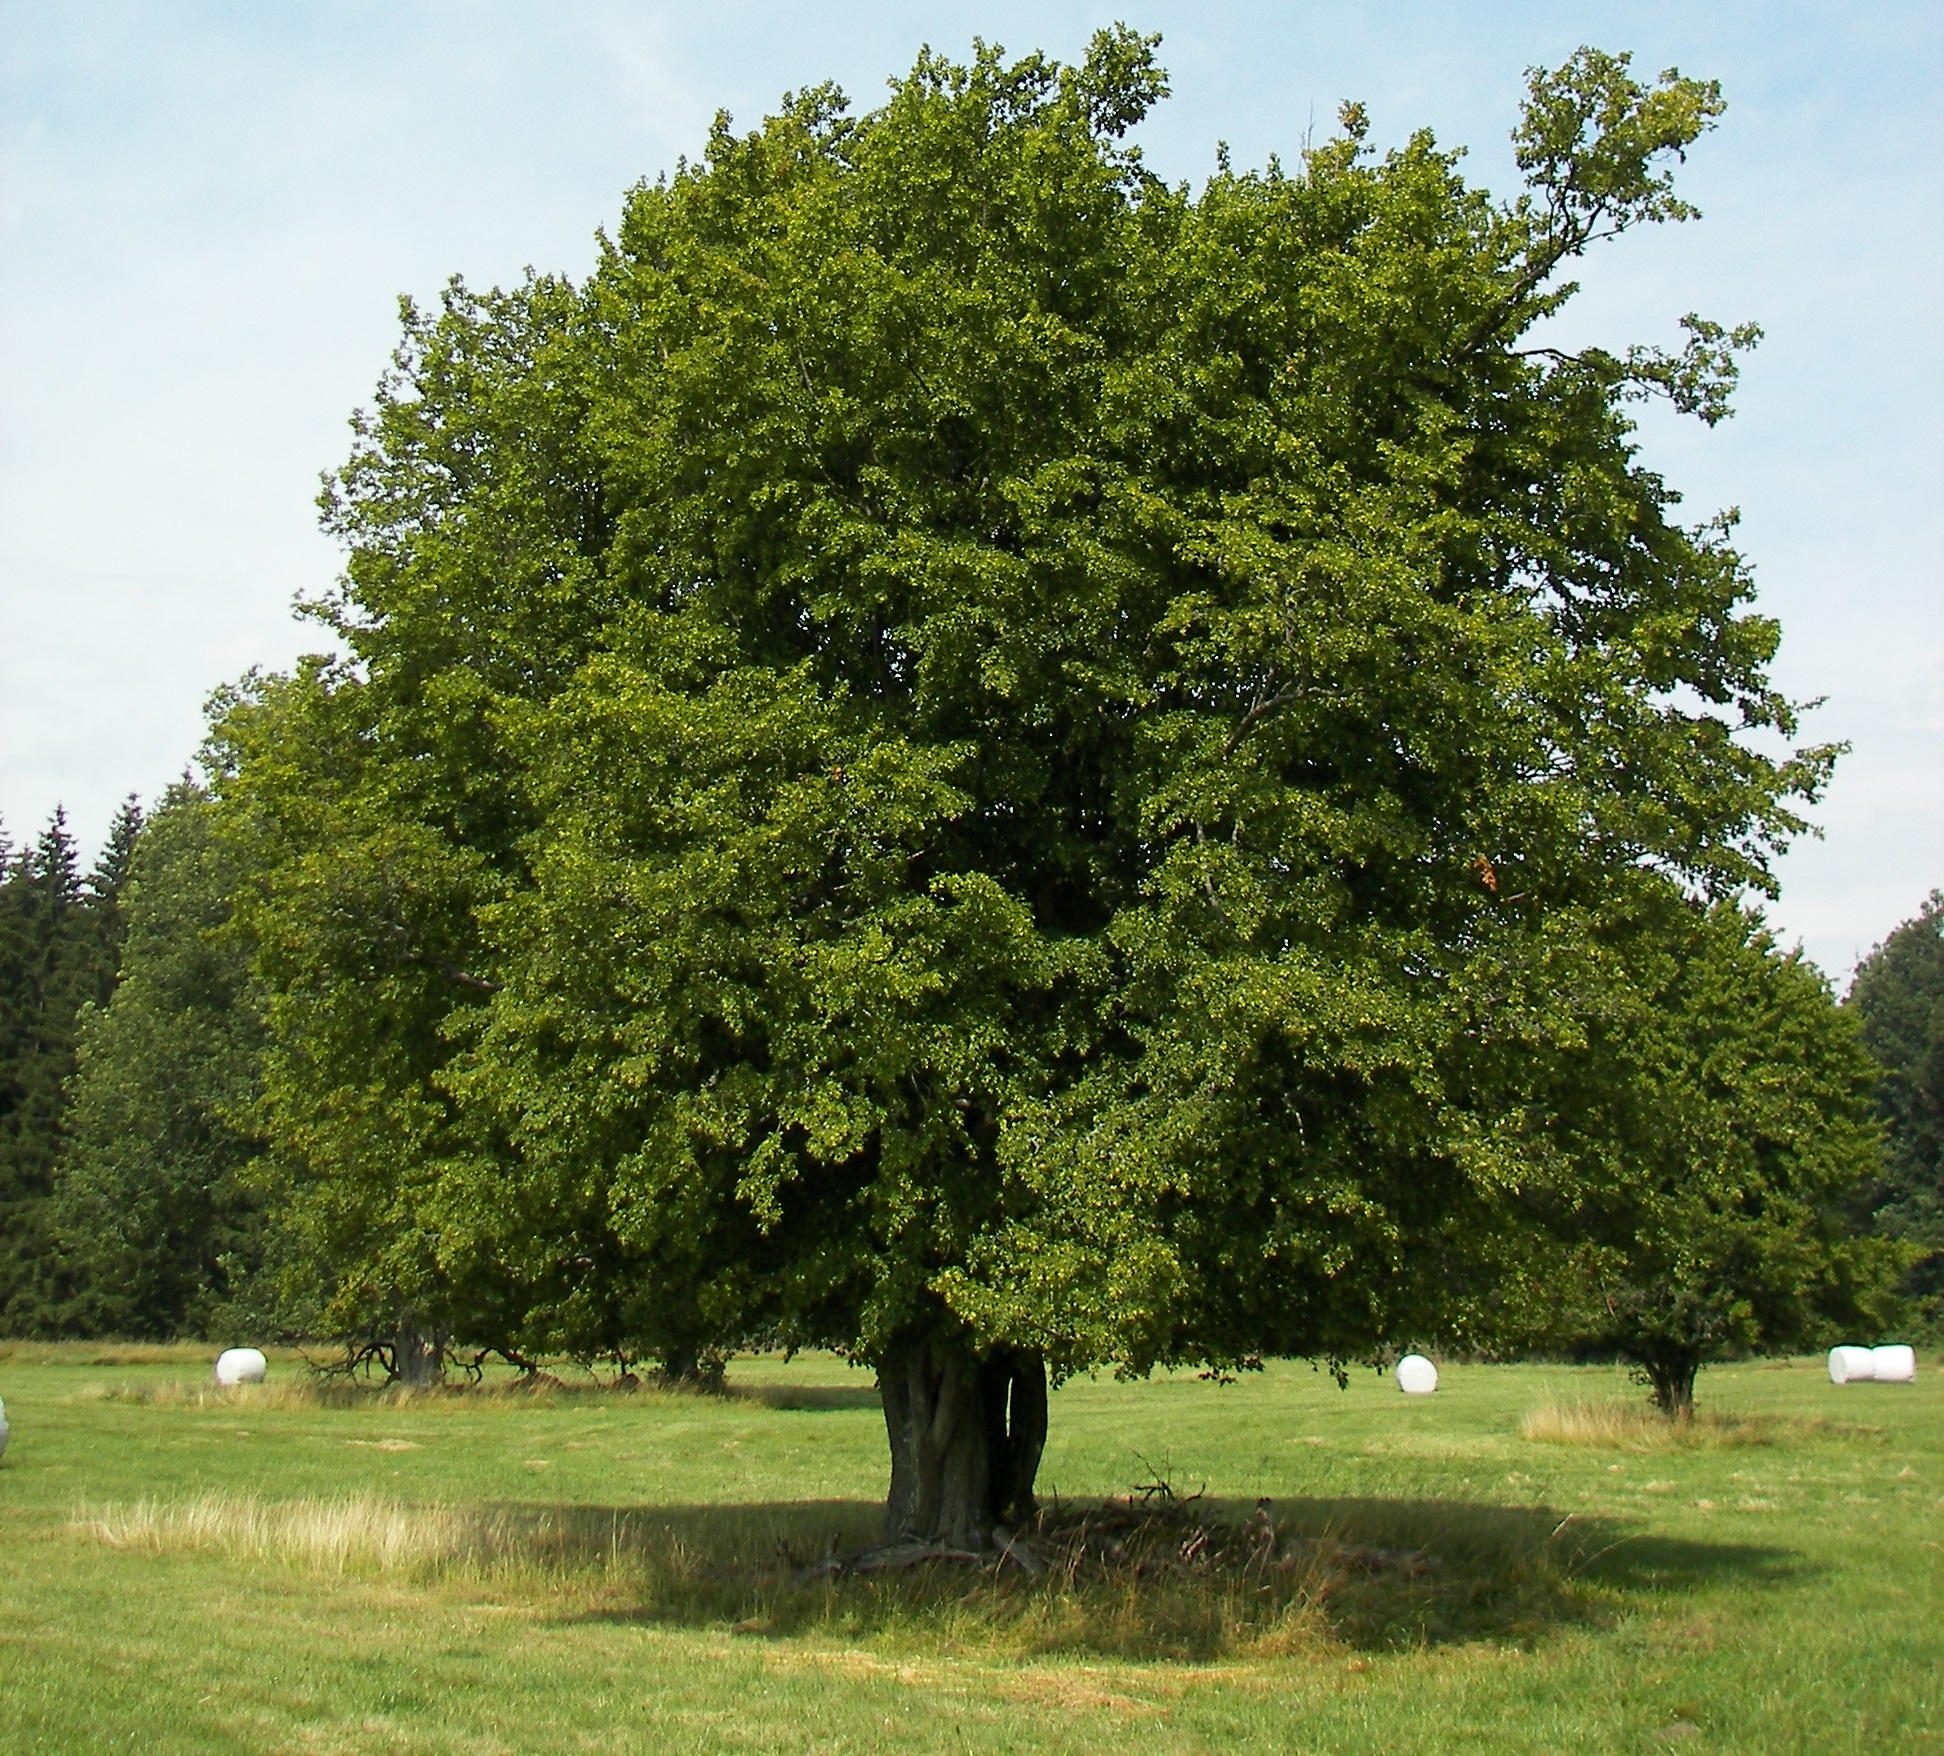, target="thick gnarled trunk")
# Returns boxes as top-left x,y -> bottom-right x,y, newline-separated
394,1311 -> 444,1390
879,1335 -> 1047,1549
655,1345 -> 727,1391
